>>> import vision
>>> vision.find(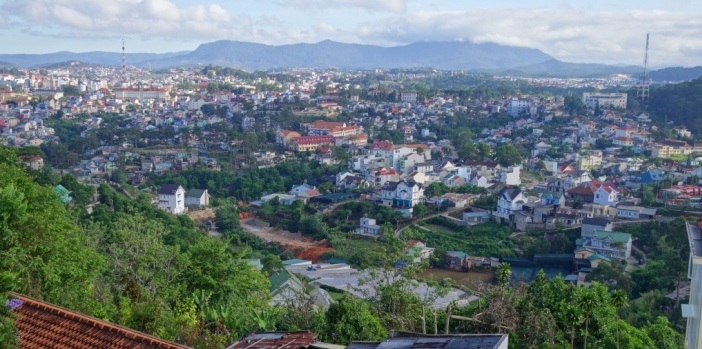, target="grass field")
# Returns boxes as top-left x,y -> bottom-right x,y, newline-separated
326,233 -> 383,262
415,217 -> 517,258
421,223 -> 459,235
